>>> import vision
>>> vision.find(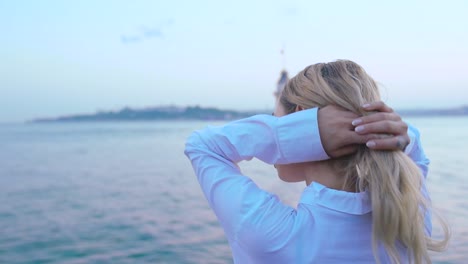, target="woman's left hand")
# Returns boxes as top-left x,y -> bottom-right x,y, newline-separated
352,101 -> 410,151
